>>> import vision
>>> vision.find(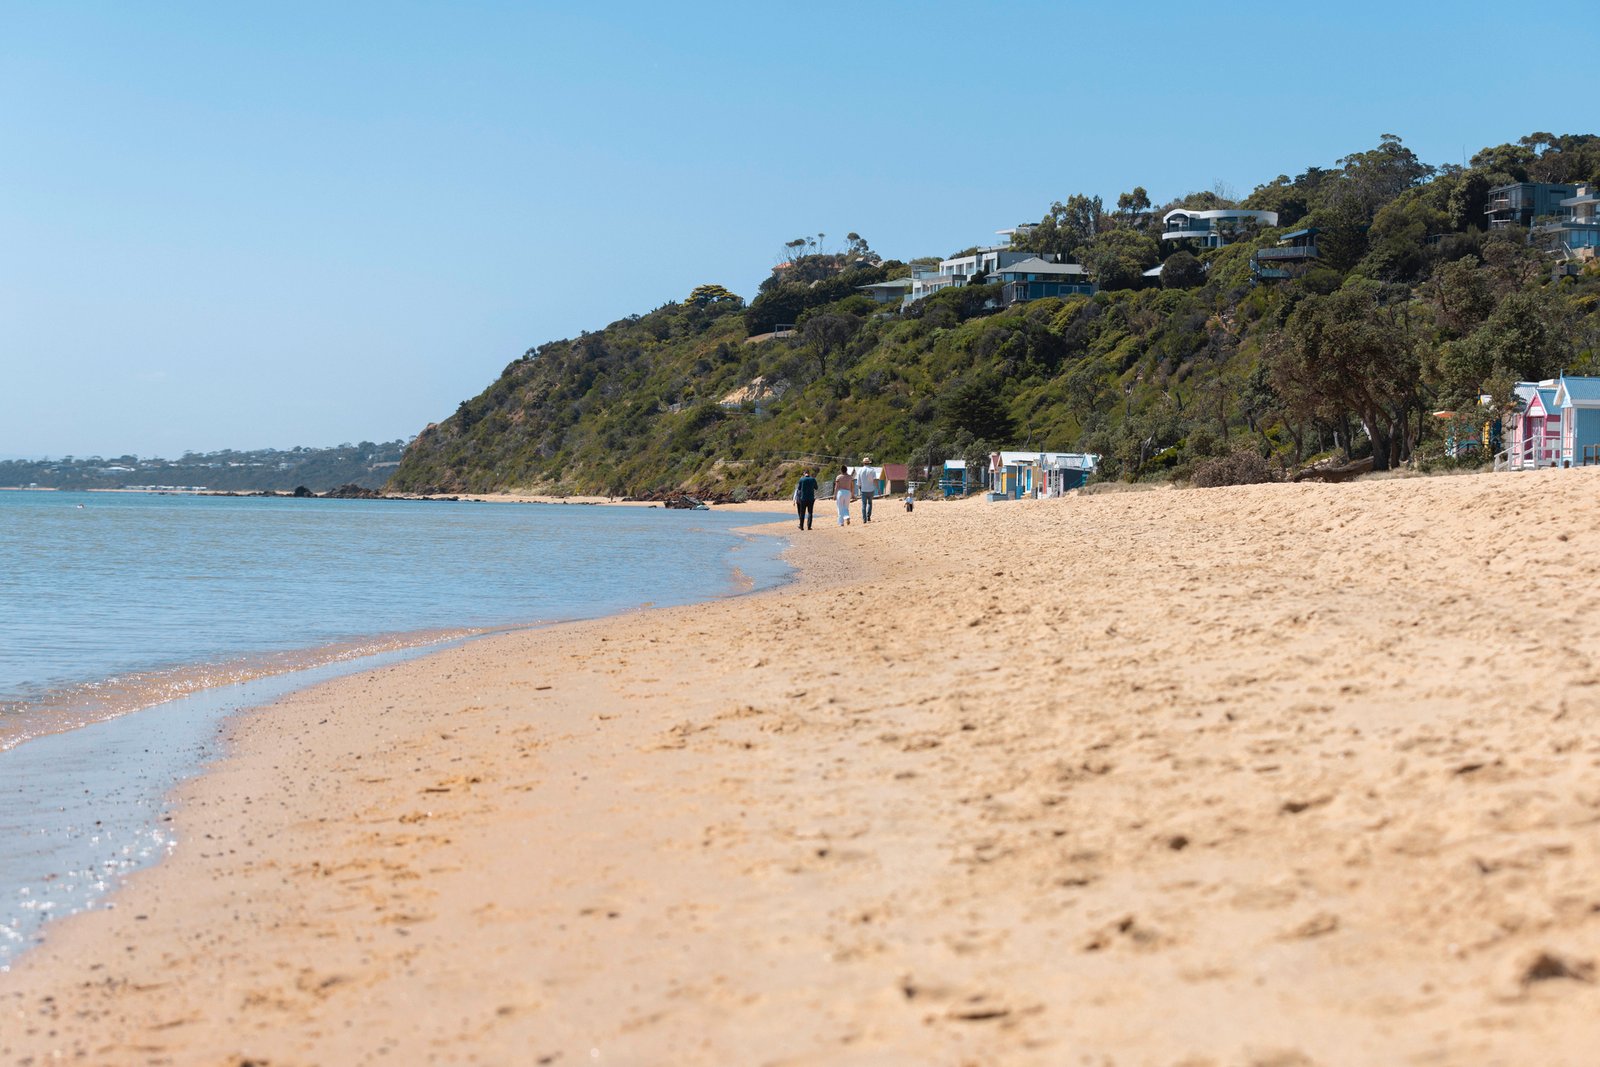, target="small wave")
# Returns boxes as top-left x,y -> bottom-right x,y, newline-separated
0,627 -> 487,753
